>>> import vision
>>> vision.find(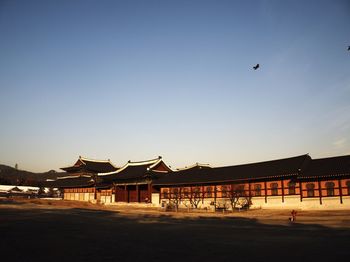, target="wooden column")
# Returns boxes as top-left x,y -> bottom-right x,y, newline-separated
202,185 -> 205,203
190,186 -> 193,204
114,185 -> 117,202
136,184 -> 140,203
248,182 -> 251,199
124,185 -> 128,203
179,187 -> 182,203
148,183 -> 152,203
299,181 -> 303,202
338,179 -> 343,204
281,180 -> 285,203
214,185 -> 217,210
264,181 -> 267,203
318,180 -> 322,205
